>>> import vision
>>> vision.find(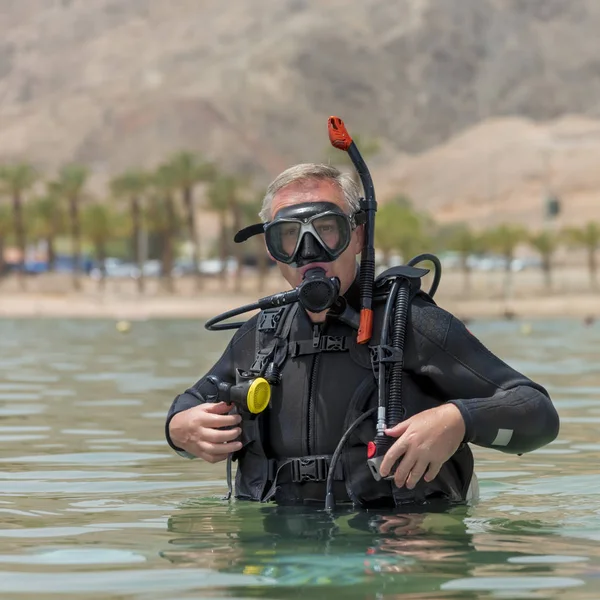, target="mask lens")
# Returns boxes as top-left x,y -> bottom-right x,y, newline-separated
266,221 -> 302,262
312,214 -> 350,255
